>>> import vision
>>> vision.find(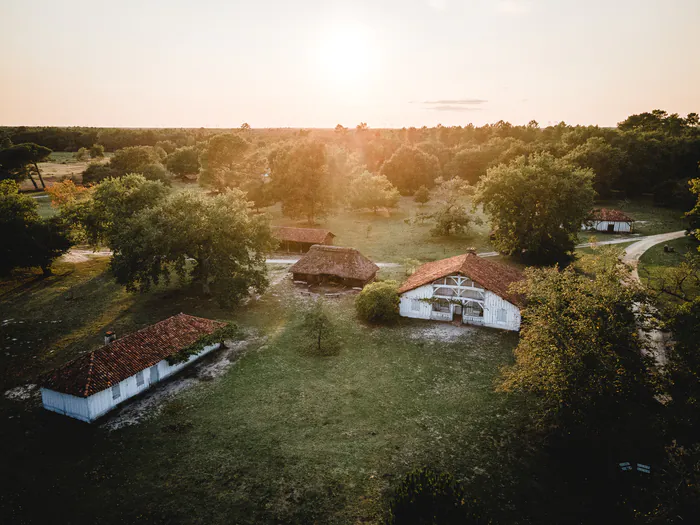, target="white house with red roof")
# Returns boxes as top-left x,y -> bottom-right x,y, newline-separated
583,208 -> 634,233
40,314 -> 226,423
398,252 -> 524,332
